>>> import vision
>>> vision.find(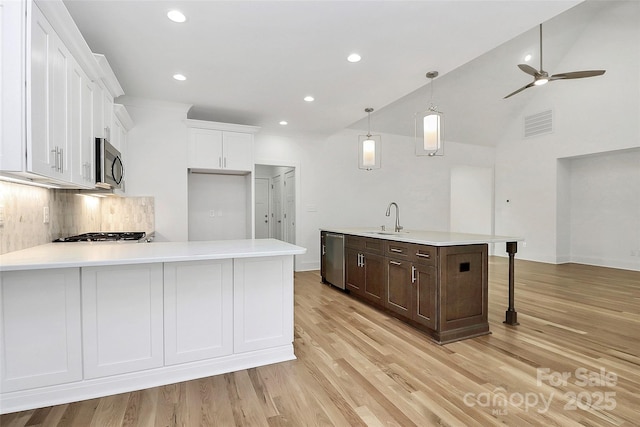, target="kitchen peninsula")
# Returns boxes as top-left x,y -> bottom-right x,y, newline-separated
0,239 -> 305,414
320,228 -> 522,344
